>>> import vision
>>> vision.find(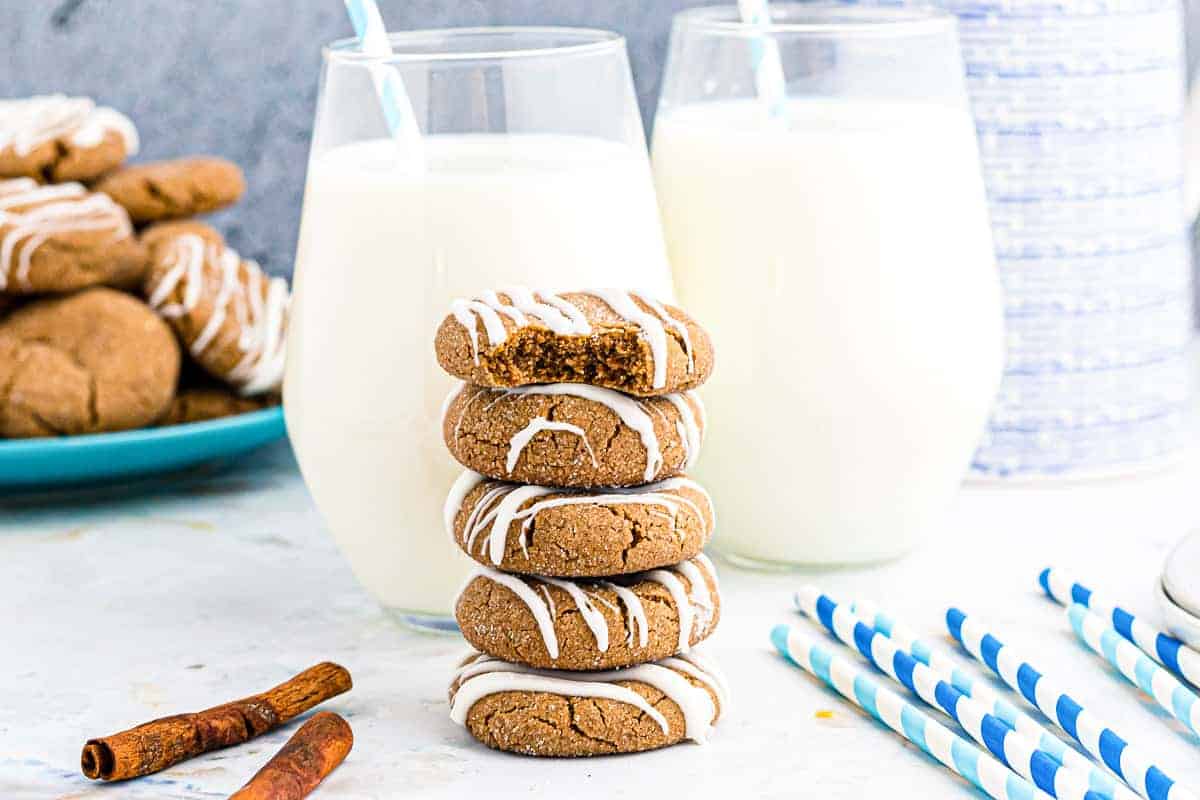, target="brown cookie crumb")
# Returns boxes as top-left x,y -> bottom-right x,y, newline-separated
436,290 -> 713,397
450,474 -> 714,576
94,157 -> 245,224
0,288 -> 179,437
455,556 -> 720,670
444,384 -> 704,488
